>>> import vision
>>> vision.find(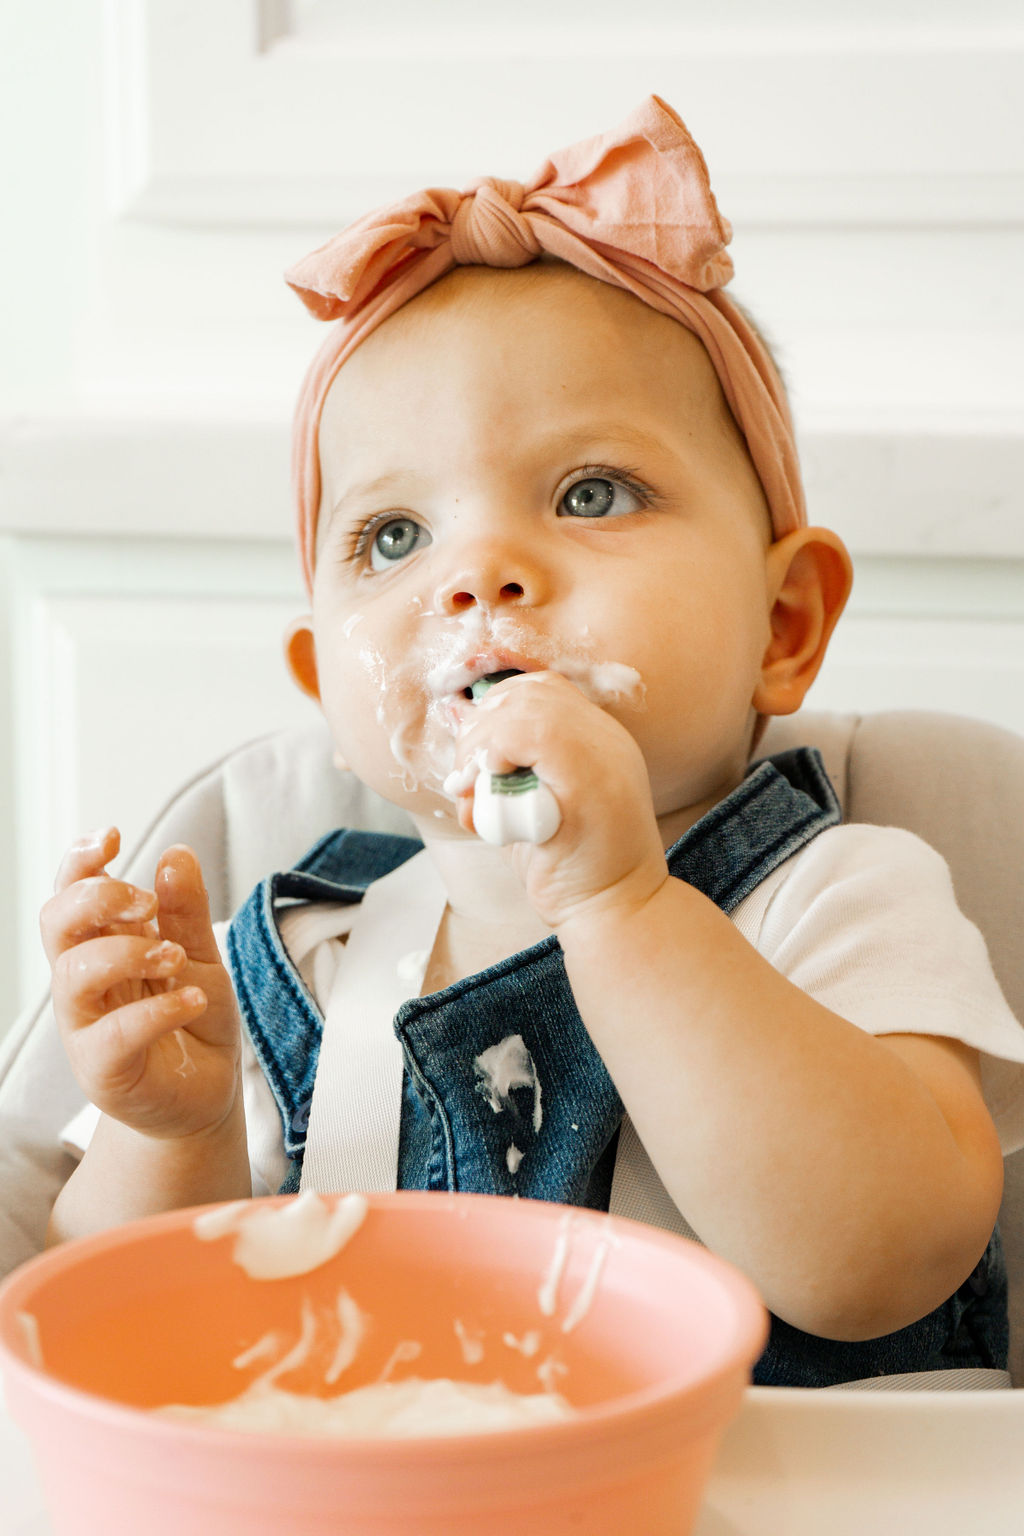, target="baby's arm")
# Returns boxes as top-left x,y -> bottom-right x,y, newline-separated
42,829 -> 251,1244
453,674 -> 1005,1342
560,875 -> 1003,1342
